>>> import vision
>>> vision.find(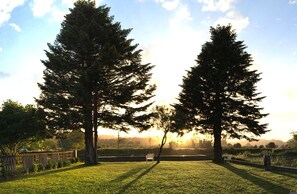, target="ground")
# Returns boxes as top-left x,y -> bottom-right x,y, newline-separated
0,161 -> 296,193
